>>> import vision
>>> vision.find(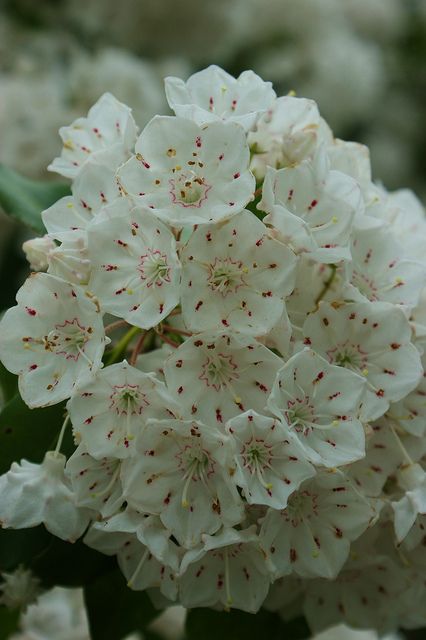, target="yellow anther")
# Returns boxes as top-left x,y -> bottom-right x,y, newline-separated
288,89 -> 297,96
362,368 -> 369,376
331,420 -> 340,427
